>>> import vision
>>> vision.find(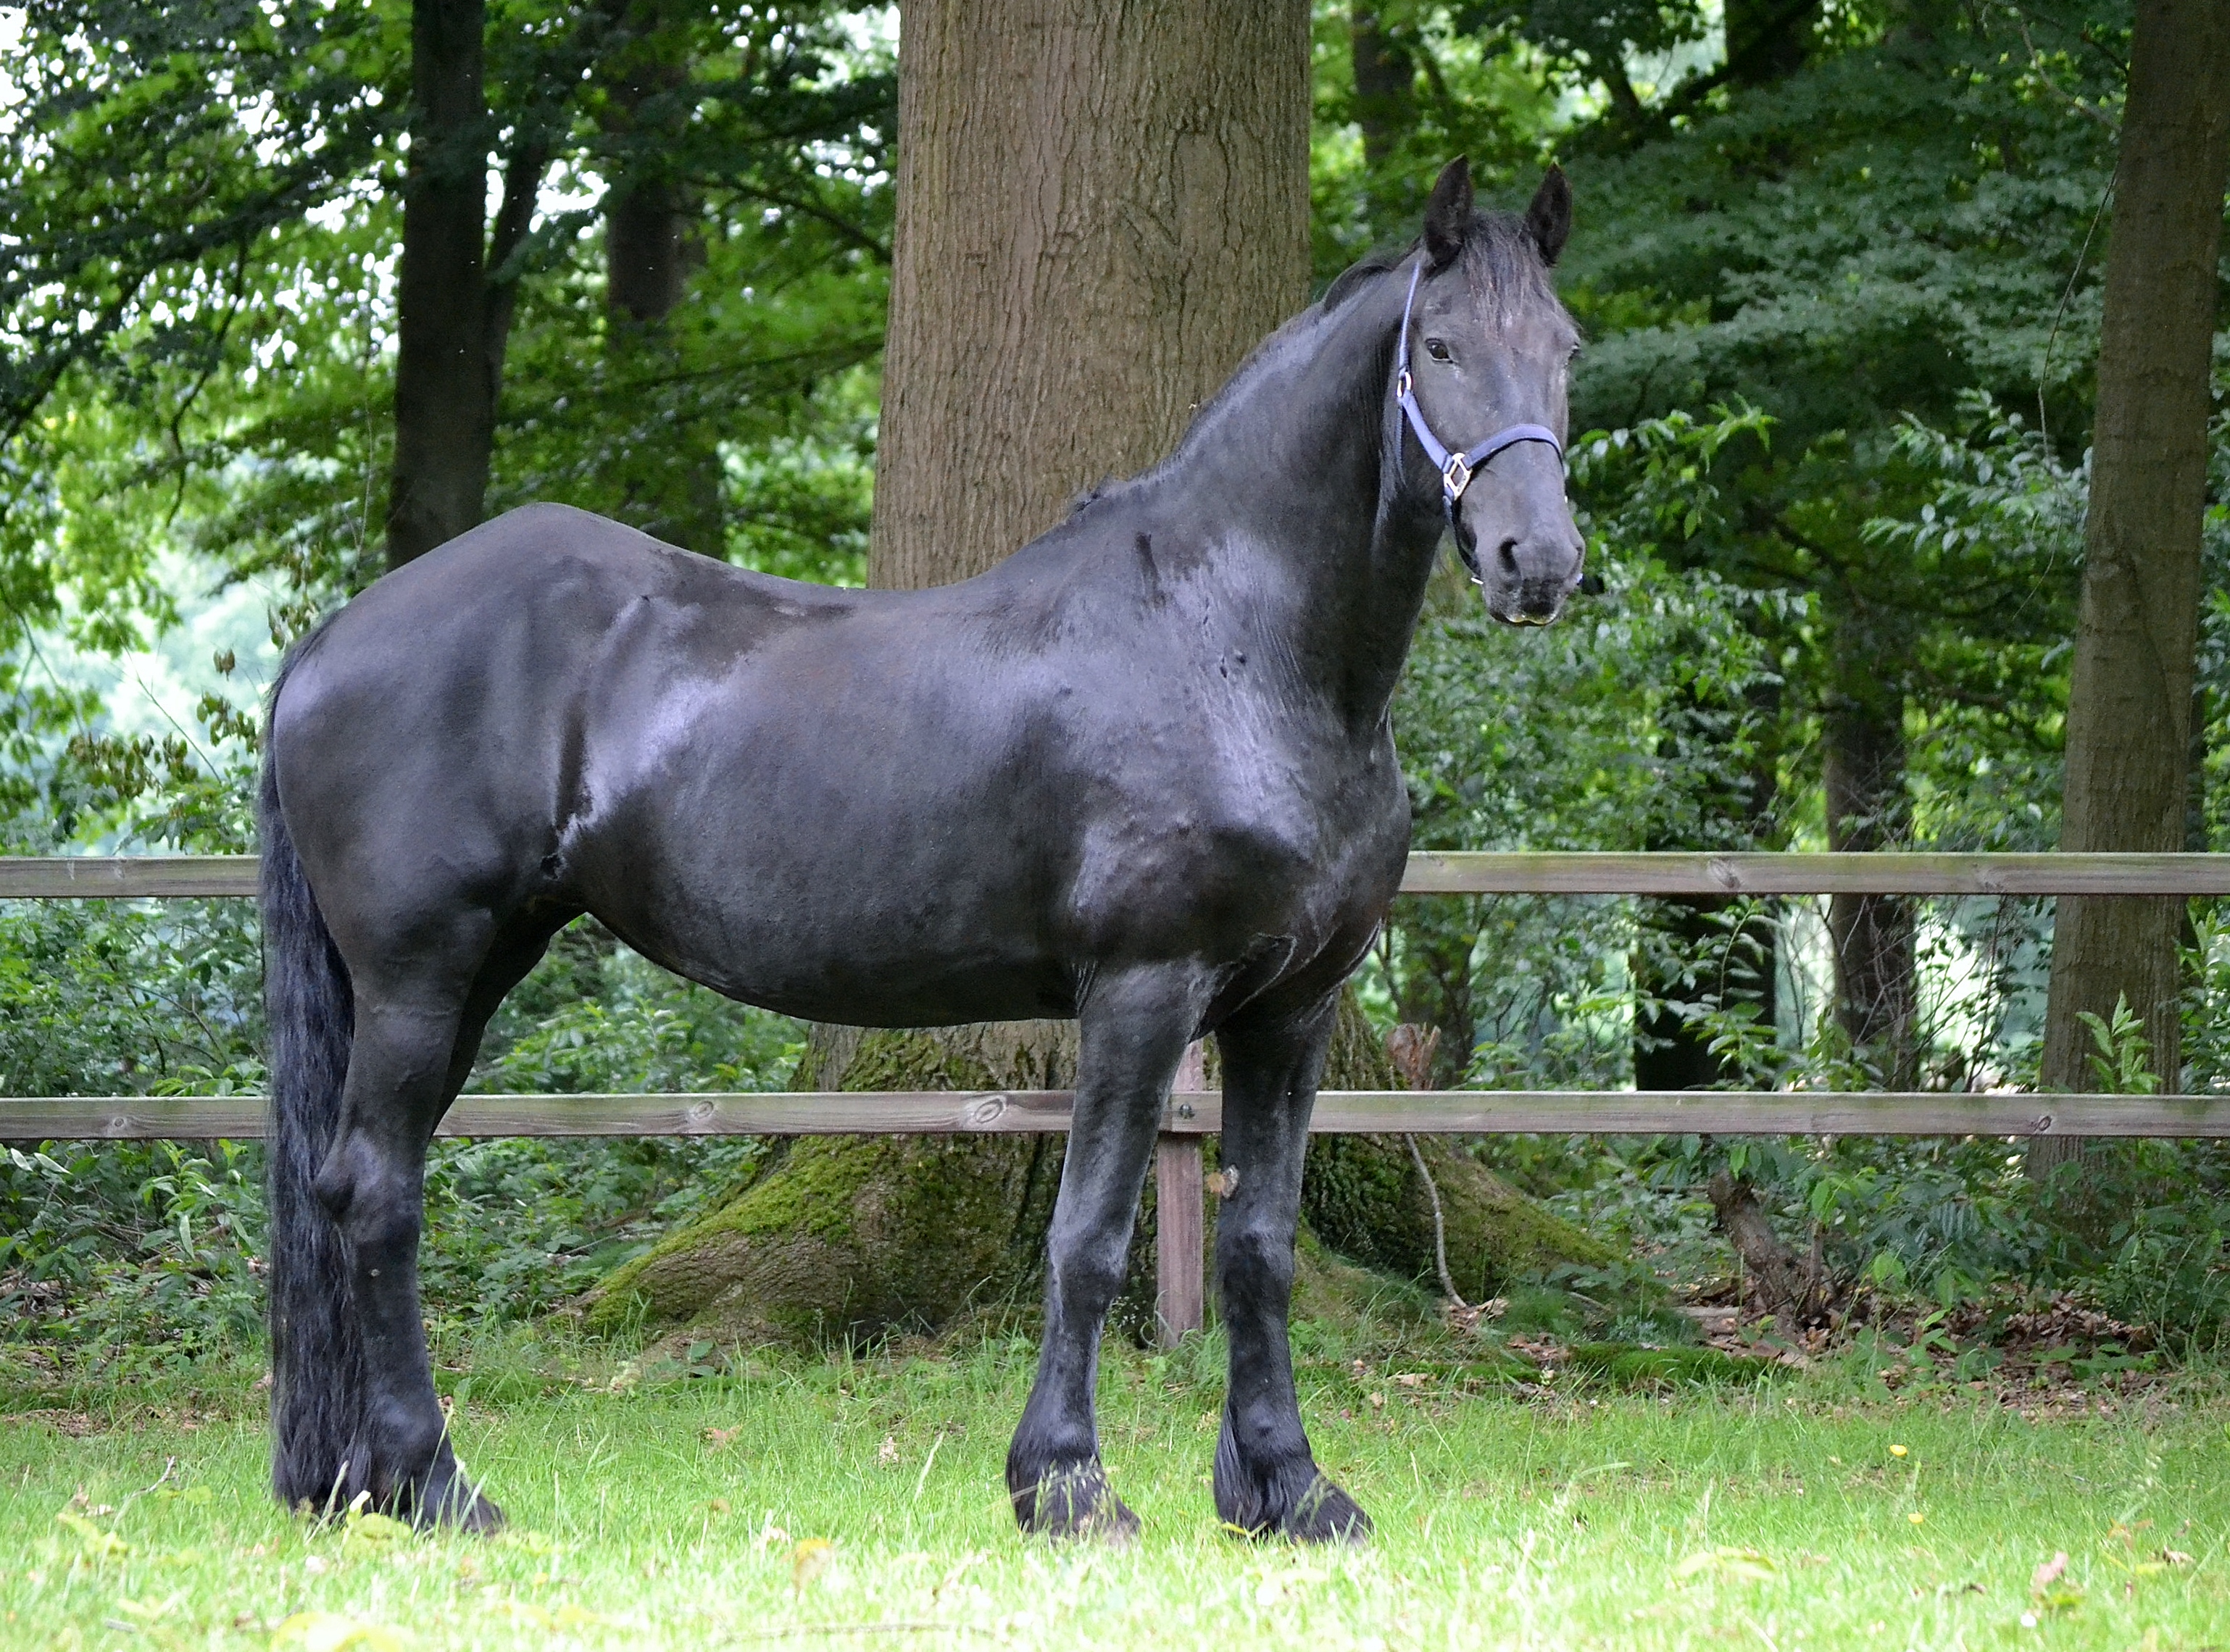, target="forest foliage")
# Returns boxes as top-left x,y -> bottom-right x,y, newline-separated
4,0 -> 2230,1364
